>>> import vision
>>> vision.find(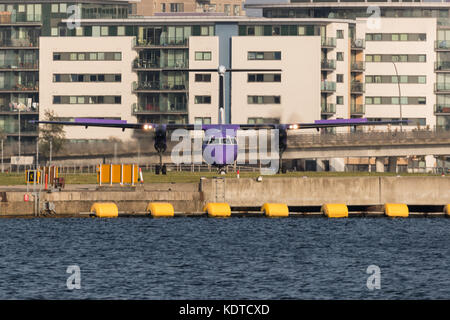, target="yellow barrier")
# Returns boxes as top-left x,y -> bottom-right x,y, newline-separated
90,203 -> 118,218
203,203 -> 231,217
444,204 -> 449,216
384,203 -> 409,217
321,204 -> 348,218
25,170 -> 41,184
261,203 -> 289,217
97,164 -> 139,185
146,202 -> 174,217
